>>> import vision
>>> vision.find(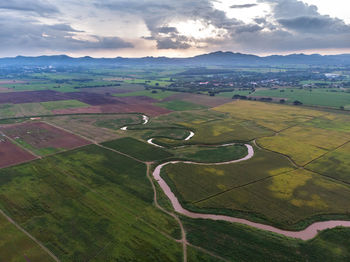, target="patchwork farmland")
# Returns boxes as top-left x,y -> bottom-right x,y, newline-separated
0,74 -> 350,261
